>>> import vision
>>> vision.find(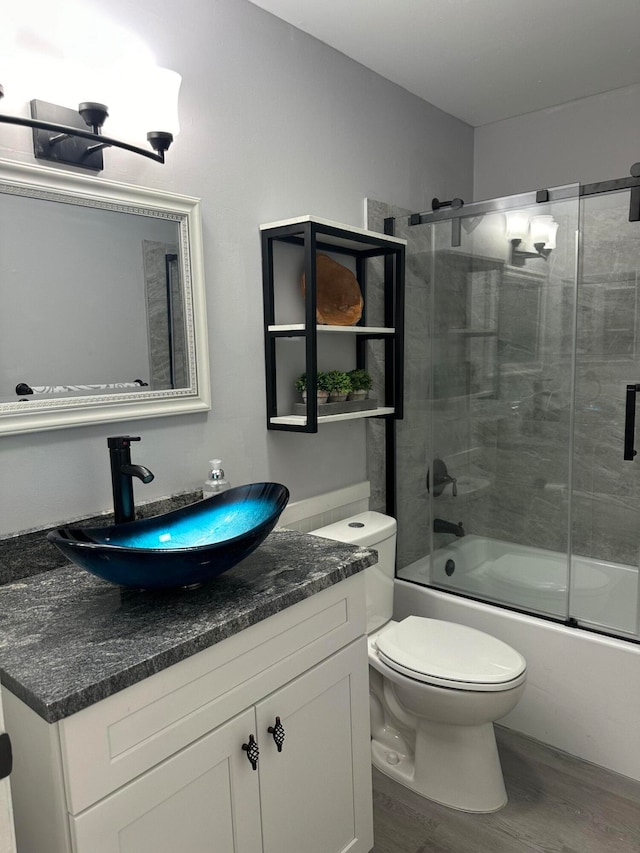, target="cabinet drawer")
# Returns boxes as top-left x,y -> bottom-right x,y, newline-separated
59,573 -> 365,813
